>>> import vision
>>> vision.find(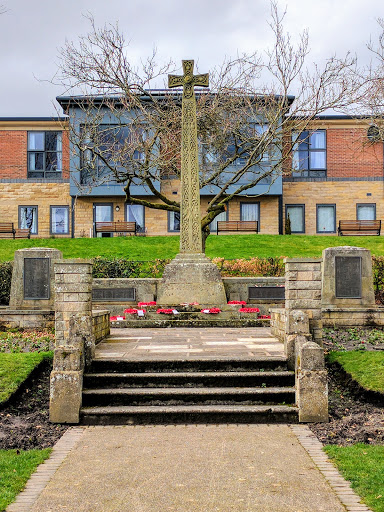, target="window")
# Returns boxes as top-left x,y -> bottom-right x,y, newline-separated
28,132 -> 62,178
292,130 -> 326,177
209,210 -> 228,232
286,205 -> 305,233
50,206 -> 69,235
240,202 -> 260,223
19,206 -> 38,234
81,124 -> 144,185
168,211 -> 180,232
126,204 -> 145,233
357,203 -> 376,220
317,204 -> 336,233
224,124 -> 270,166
